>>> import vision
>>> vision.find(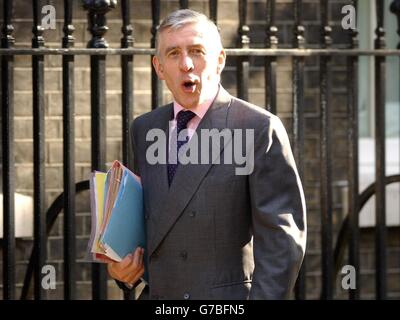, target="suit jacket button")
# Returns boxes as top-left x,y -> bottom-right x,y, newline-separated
151,252 -> 158,260
189,211 -> 196,217
183,293 -> 190,300
180,251 -> 188,260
